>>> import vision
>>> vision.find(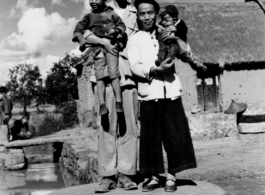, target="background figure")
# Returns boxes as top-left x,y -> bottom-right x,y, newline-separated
0,86 -> 13,142
9,113 -> 33,141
